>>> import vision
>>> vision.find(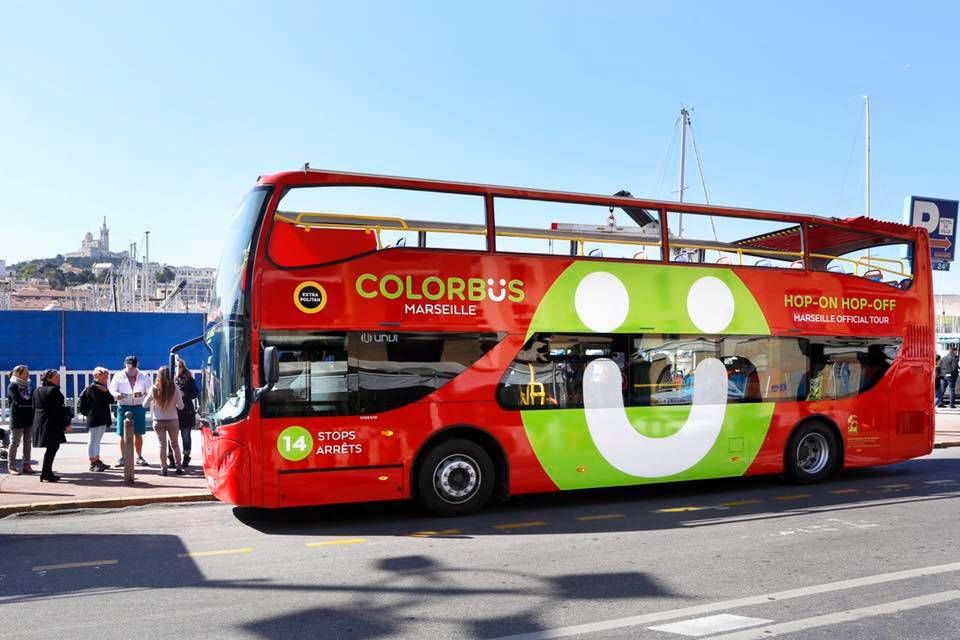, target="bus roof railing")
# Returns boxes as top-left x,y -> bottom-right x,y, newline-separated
275,210 -> 663,248
274,209 -> 915,280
